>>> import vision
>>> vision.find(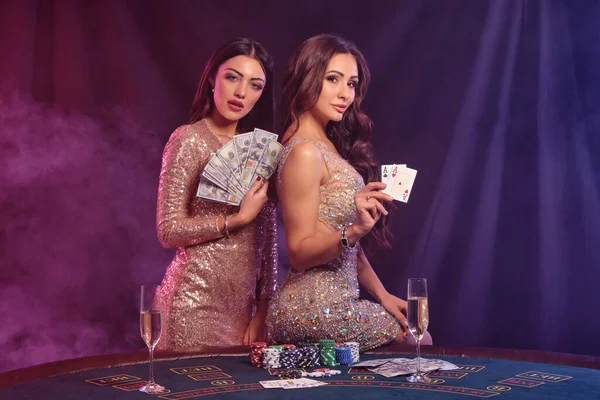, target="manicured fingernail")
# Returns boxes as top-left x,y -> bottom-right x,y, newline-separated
257,176 -> 261,181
